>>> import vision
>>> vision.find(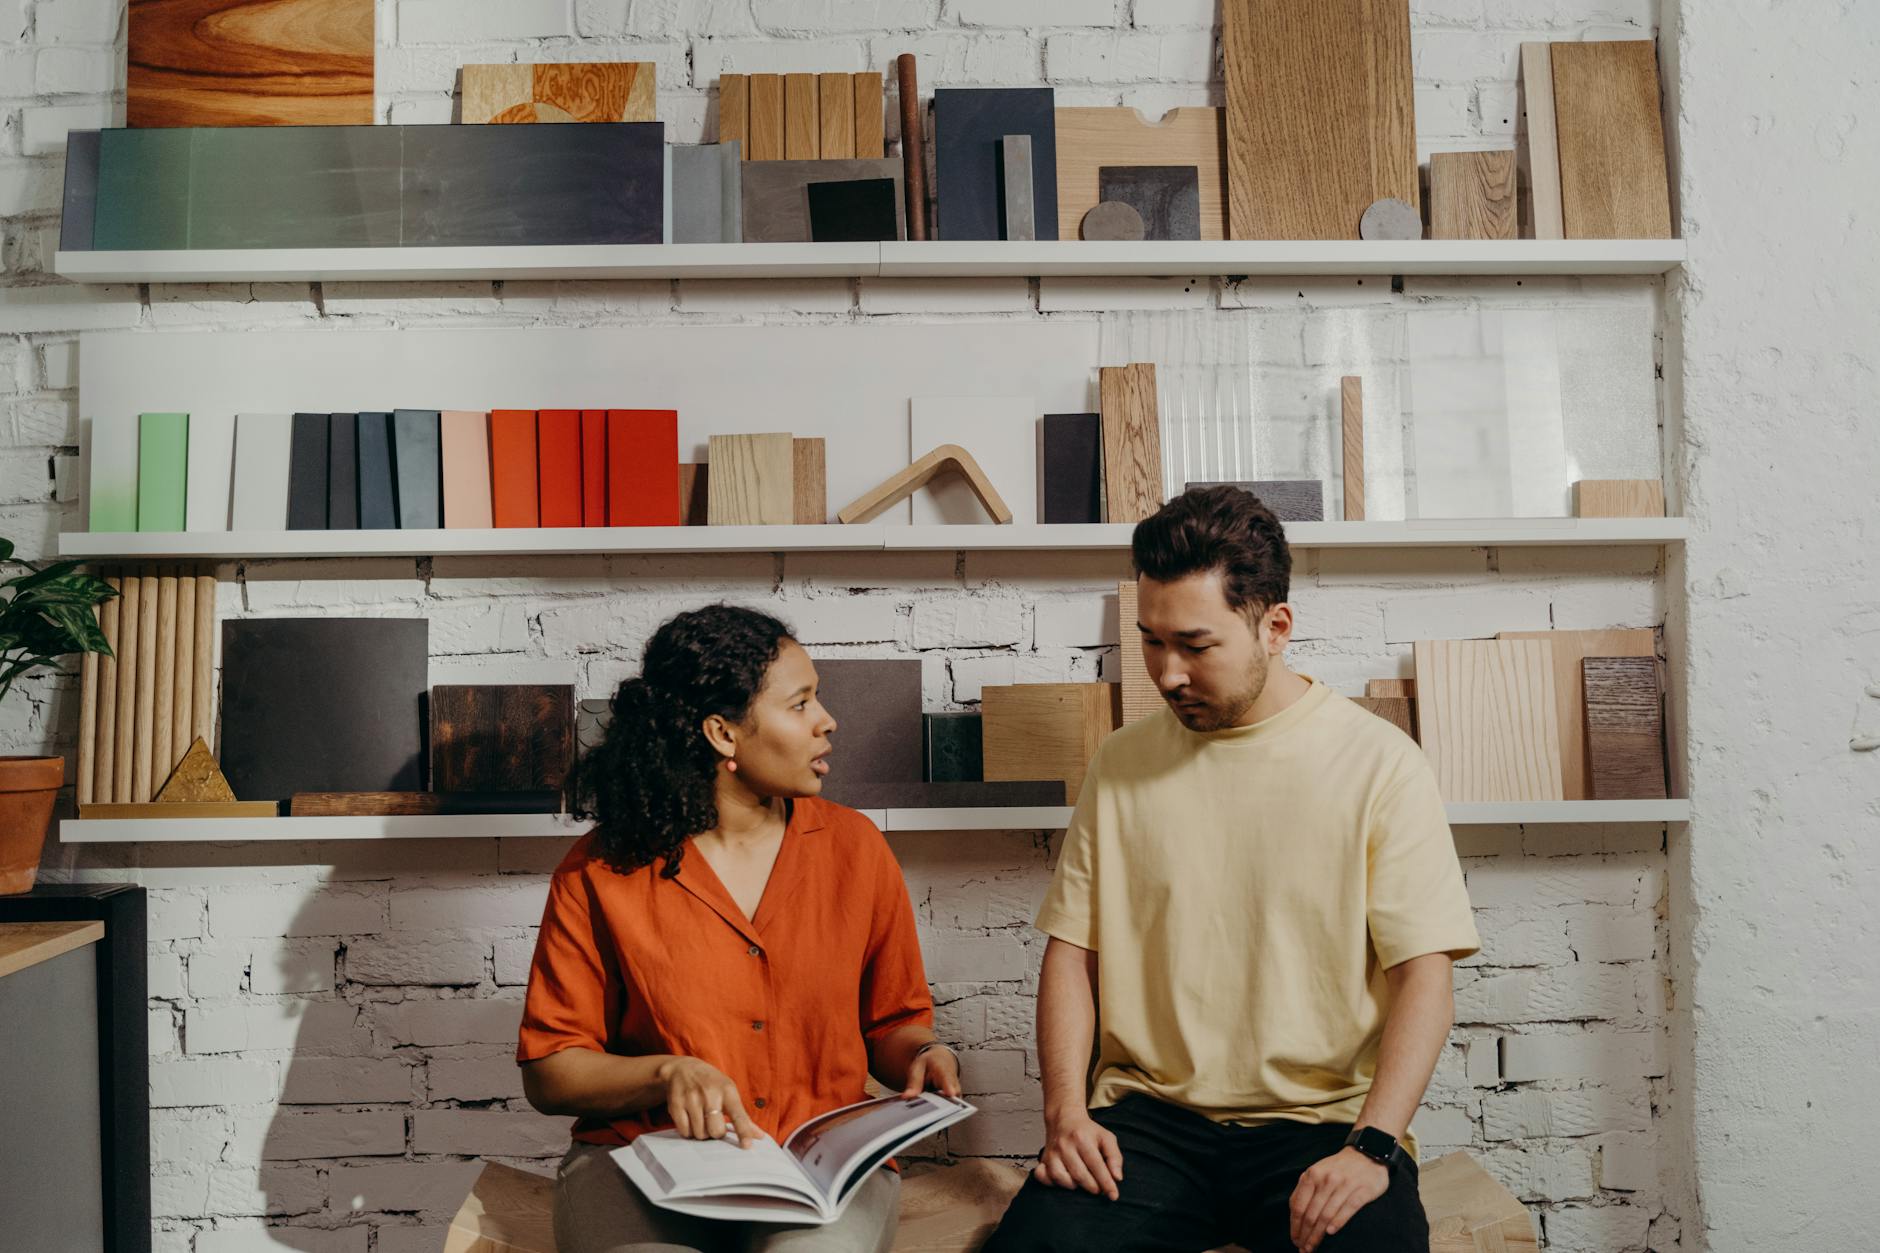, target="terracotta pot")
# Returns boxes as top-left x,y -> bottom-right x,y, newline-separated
0,756 -> 63,895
